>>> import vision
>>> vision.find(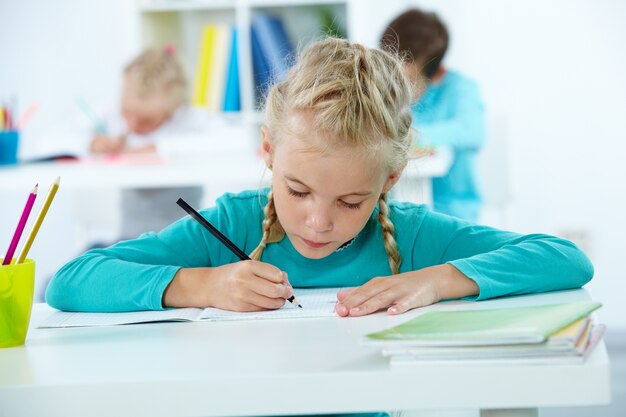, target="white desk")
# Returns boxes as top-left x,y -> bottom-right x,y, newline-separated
0,289 -> 610,417
0,149 -> 451,197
